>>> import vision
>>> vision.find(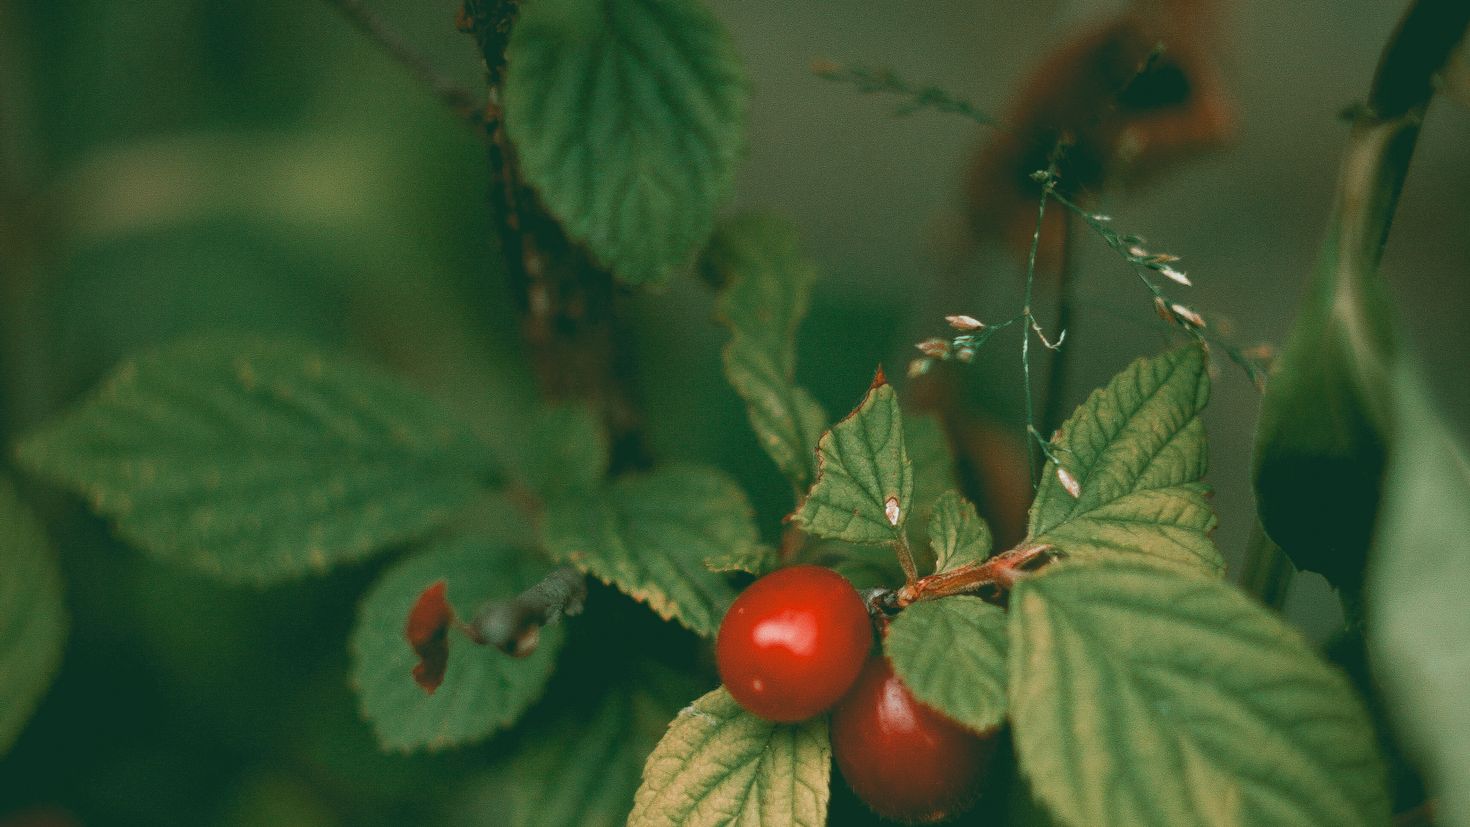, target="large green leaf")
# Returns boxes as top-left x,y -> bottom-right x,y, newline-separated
929,490 -> 992,574
706,213 -> 827,493
16,335 -> 492,583
1370,367 -> 1470,827
1010,562 -> 1388,827
1027,346 -> 1222,577
456,680 -> 683,827
792,374 -> 913,544
350,538 -> 563,752
501,402 -> 609,497
1252,120 -> 1403,596
628,686 -> 830,826
884,596 -> 1006,734
539,465 -> 753,637
504,0 -> 747,286
0,480 -> 68,754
